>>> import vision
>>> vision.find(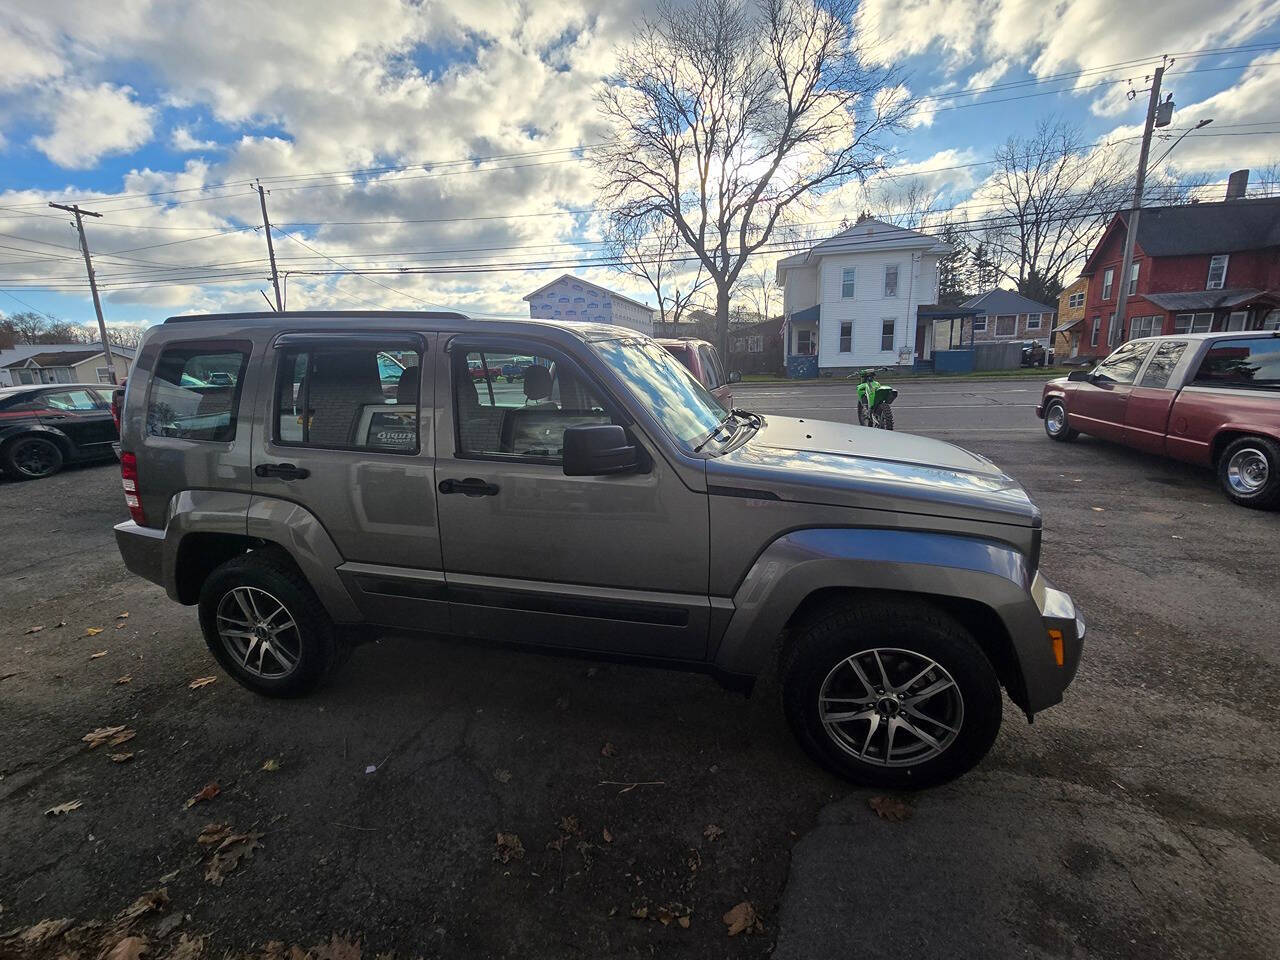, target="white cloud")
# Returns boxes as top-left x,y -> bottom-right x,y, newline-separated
33,83 -> 155,168
171,126 -> 217,152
